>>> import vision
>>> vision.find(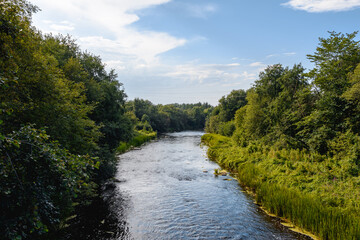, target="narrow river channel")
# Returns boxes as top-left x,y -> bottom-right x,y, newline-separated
108,131 -> 311,240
